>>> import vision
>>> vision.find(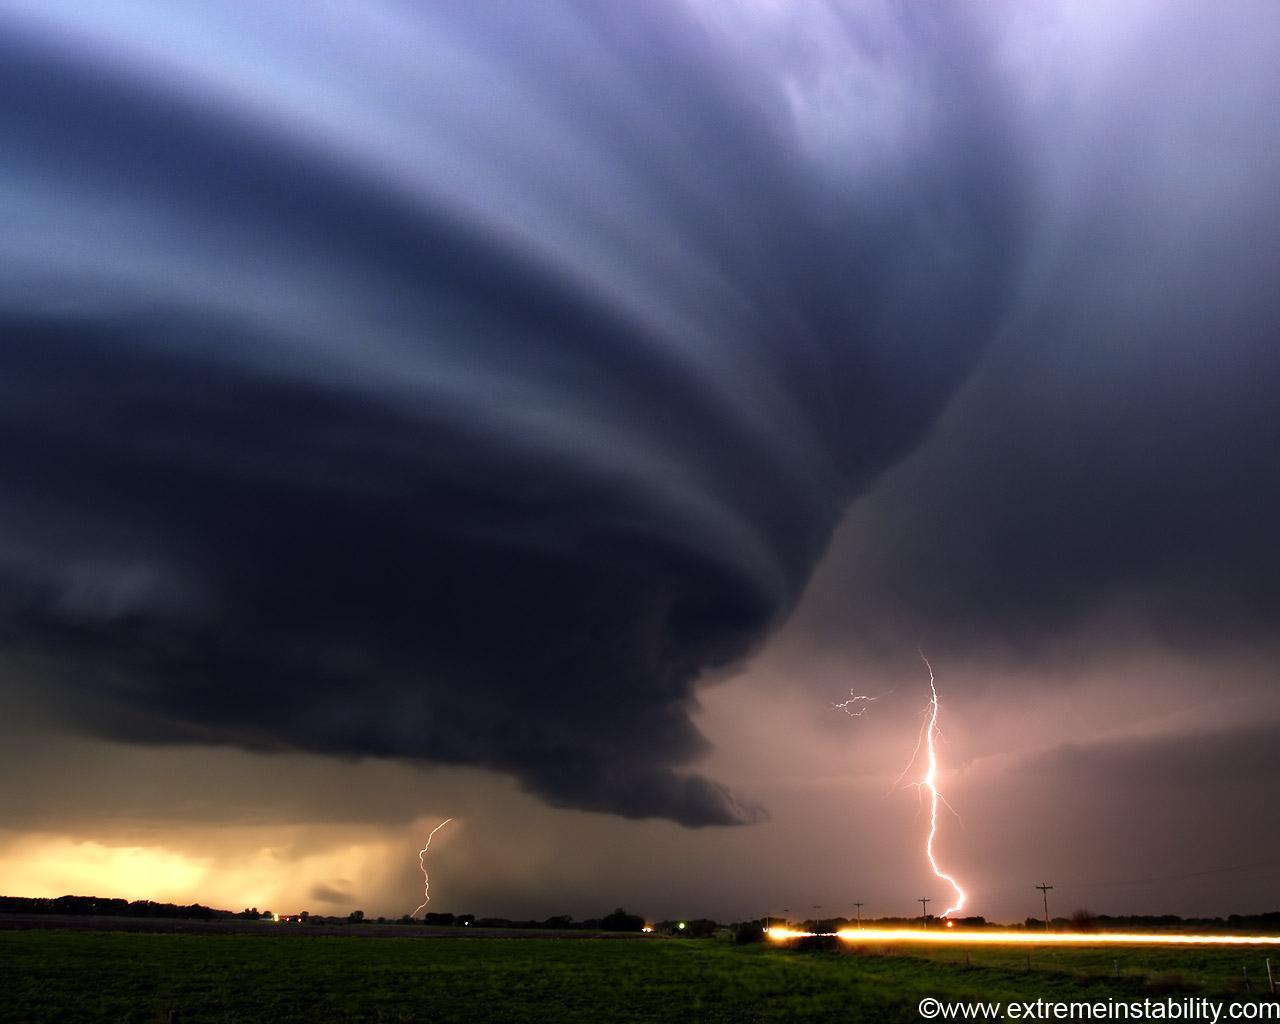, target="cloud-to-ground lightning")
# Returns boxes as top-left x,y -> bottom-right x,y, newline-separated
890,655 -> 966,919
411,817 -> 453,918
836,658 -> 966,919
919,655 -> 966,919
